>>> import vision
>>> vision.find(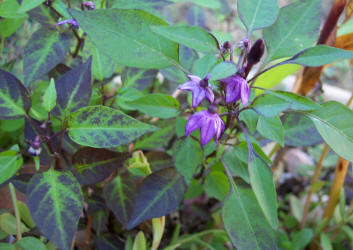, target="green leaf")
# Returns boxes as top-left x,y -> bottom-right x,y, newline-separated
204,171 -> 229,200
209,61 -> 237,81
126,167 -> 186,229
26,168 -> 83,250
0,69 -> 31,119
71,147 -> 129,185
103,175 -> 136,225
17,201 -> 35,229
23,28 -> 70,86
133,231 -> 147,250
0,243 -> 15,250
134,121 -> 175,150
252,94 -> 290,117
257,116 -> 284,146
42,78 -> 57,113
291,229 -> 313,250
17,0 -> 44,13
320,233 -> 332,250
173,137 -> 203,184
0,17 -> 25,38
121,67 -> 158,90
0,213 -> 29,235
222,182 -> 277,250
222,148 -> 249,183
28,4 -> 60,27
265,90 -> 320,111
237,0 -> 278,34
239,109 -> 259,134
67,105 -> 158,148
263,0 -> 321,62
192,54 -> 218,77
287,45 -> 353,66
283,113 -> 322,146
108,0 -> 171,18
126,93 -> 180,119
113,87 -> 144,110
15,237 -> 46,250
248,153 -> 278,229
303,101 -> 353,163
52,58 -> 92,120
150,25 -> 218,53
0,0 -> 27,18
69,9 -> 179,69
83,38 -> 117,81
289,195 -> 303,222
0,150 -> 22,185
